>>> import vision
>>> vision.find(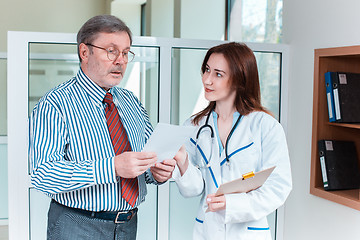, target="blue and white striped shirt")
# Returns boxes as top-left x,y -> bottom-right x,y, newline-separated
29,69 -> 156,211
